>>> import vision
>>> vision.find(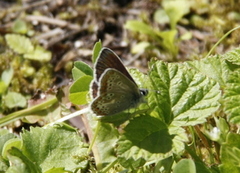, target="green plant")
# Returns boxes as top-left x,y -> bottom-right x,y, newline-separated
0,125 -> 89,173
0,34 -> 53,114
125,0 -> 191,61
2,35 -> 240,172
